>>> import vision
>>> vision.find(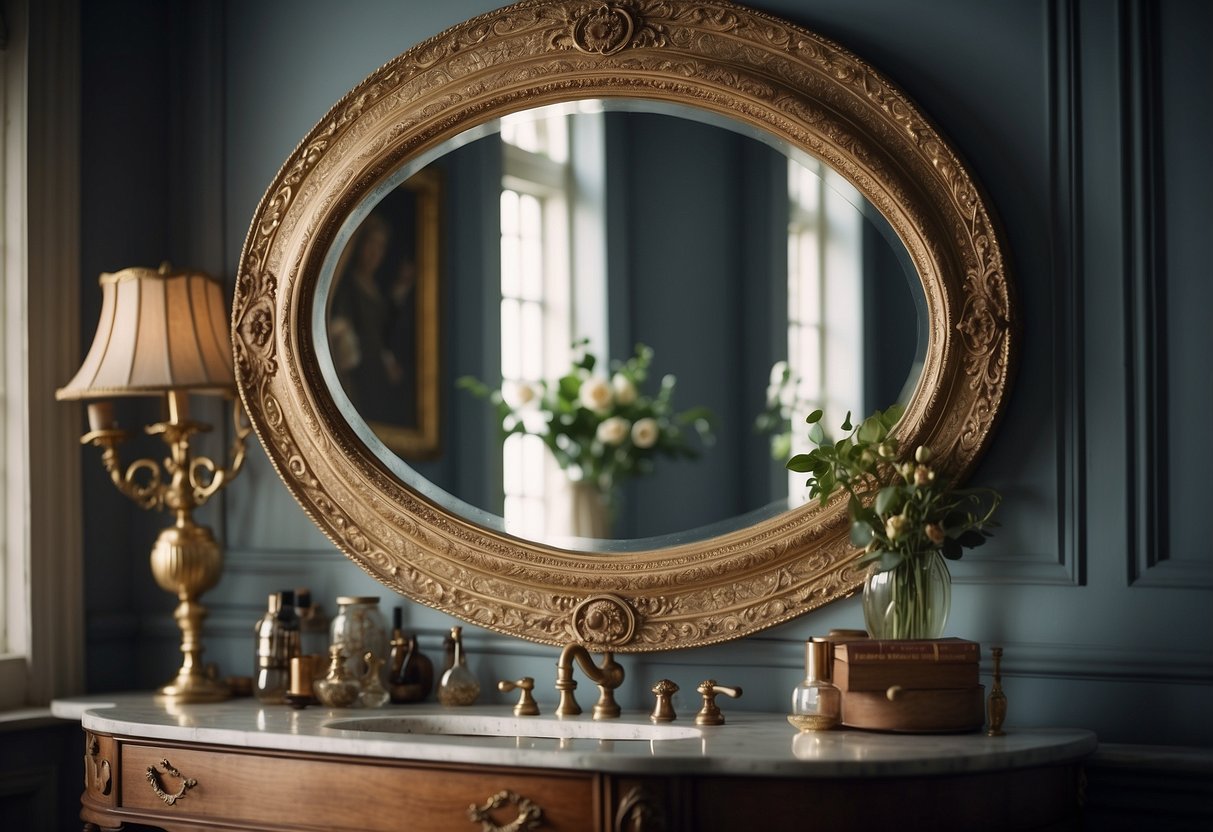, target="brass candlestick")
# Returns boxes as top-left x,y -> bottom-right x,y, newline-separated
83,392 -> 248,701
987,646 -> 1007,737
